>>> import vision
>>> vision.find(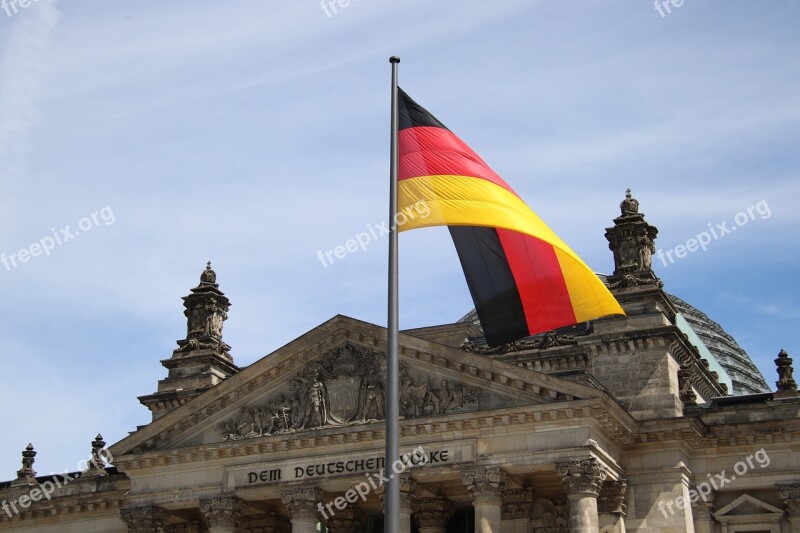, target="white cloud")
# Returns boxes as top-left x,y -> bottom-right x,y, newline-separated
0,0 -> 61,235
